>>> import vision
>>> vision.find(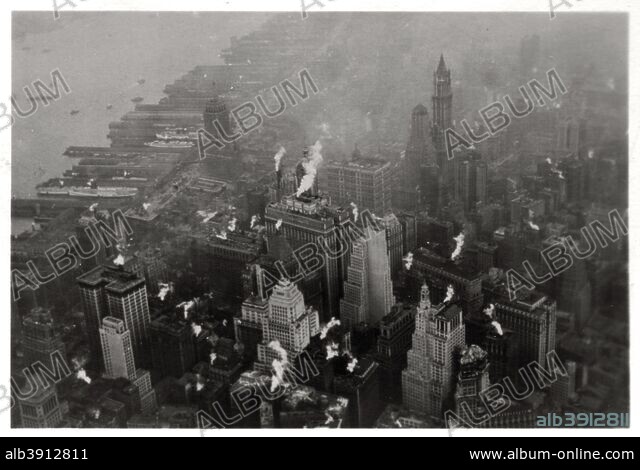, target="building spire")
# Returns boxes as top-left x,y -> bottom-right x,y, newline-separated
420,282 -> 431,310
437,53 -> 447,75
